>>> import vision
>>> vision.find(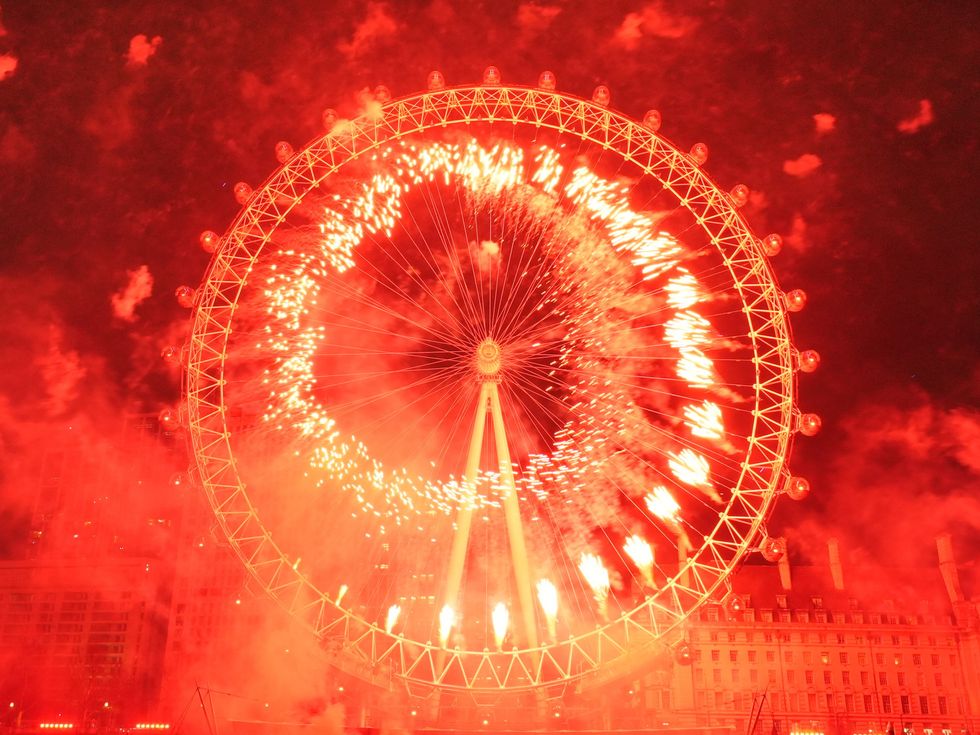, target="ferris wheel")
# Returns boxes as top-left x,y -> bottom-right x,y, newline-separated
177,68 -> 820,697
